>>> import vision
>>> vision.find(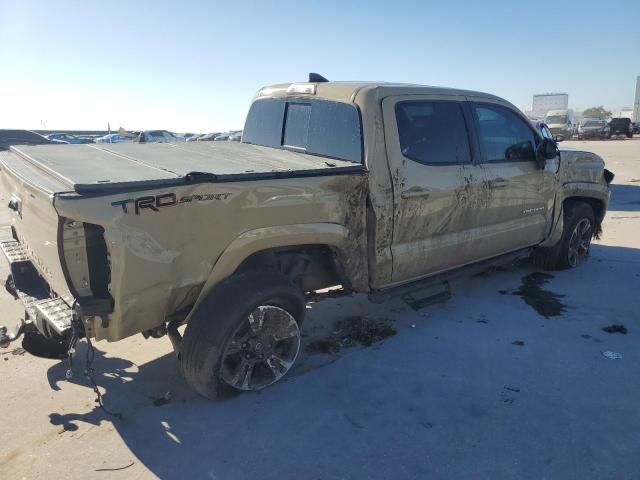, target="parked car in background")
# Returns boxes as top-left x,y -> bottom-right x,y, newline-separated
213,131 -> 242,141
577,119 -> 611,140
633,122 -> 640,134
46,133 -> 94,144
544,109 -> 575,139
94,133 -> 132,144
195,132 -> 222,141
608,118 -> 634,138
227,131 -> 242,142
0,129 -> 61,150
136,130 -> 186,143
